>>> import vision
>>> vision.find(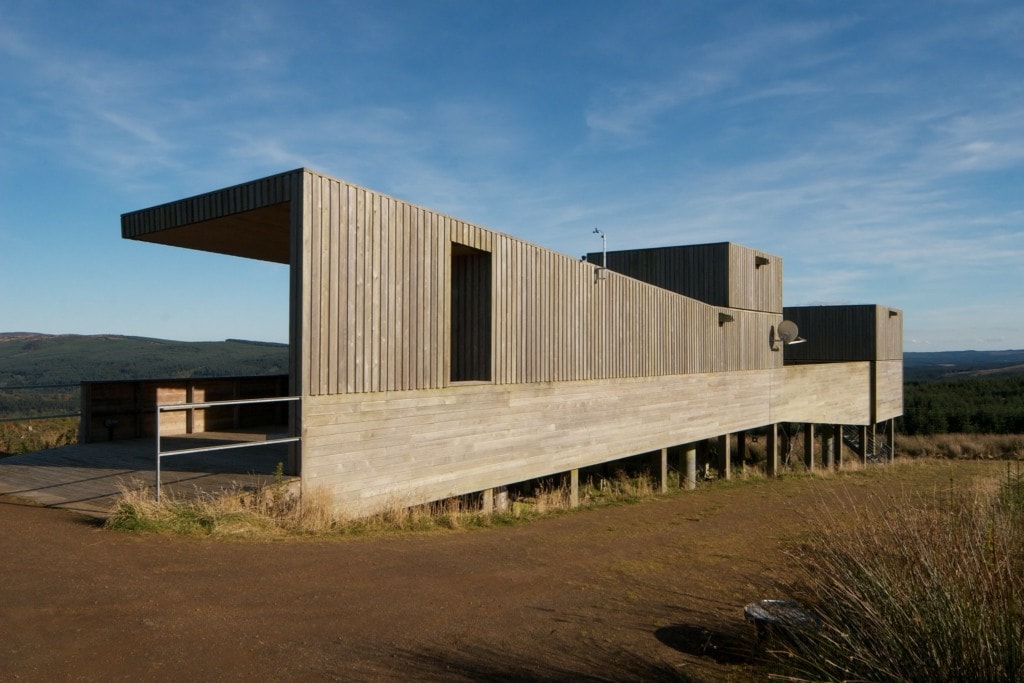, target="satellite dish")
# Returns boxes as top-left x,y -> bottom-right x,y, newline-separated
777,320 -> 799,344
